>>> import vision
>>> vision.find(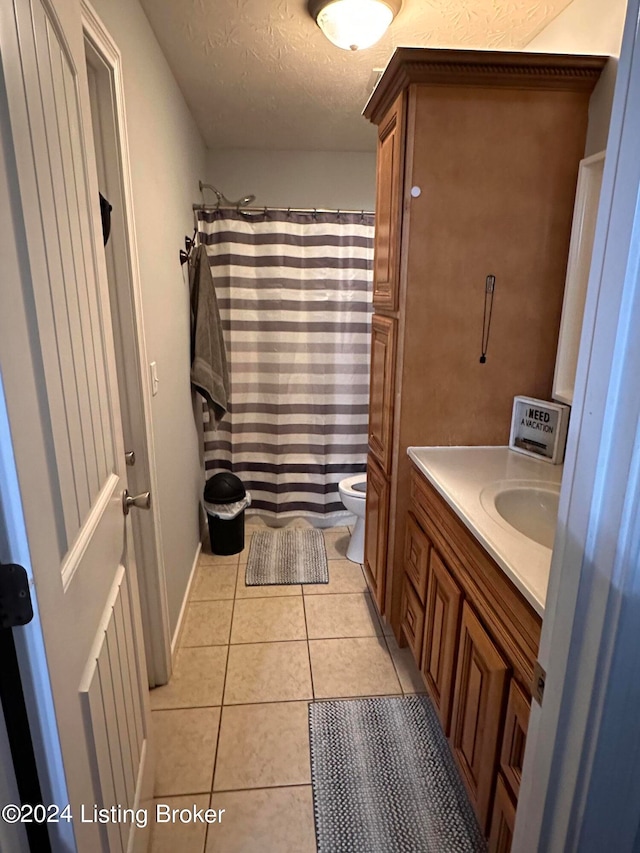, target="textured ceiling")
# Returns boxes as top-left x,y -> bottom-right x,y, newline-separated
139,0 -> 576,152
